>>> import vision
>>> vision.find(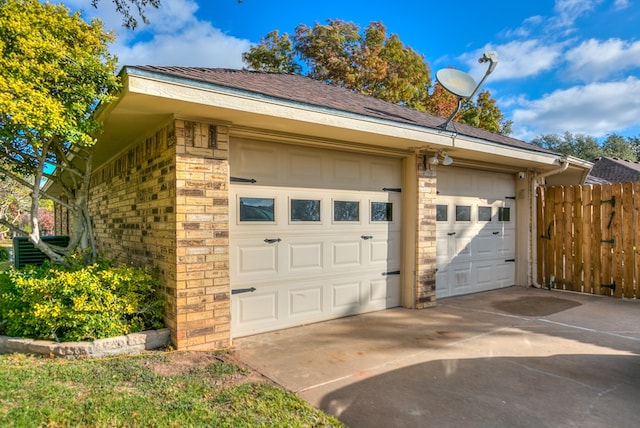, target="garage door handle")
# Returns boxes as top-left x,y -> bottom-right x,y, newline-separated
447,232 -> 456,236
361,235 -> 374,240
264,238 -> 282,244
382,270 -> 401,276
493,231 -> 500,235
